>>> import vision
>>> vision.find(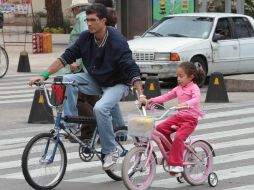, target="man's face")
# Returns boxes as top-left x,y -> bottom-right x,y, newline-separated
72,6 -> 80,17
86,13 -> 106,34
